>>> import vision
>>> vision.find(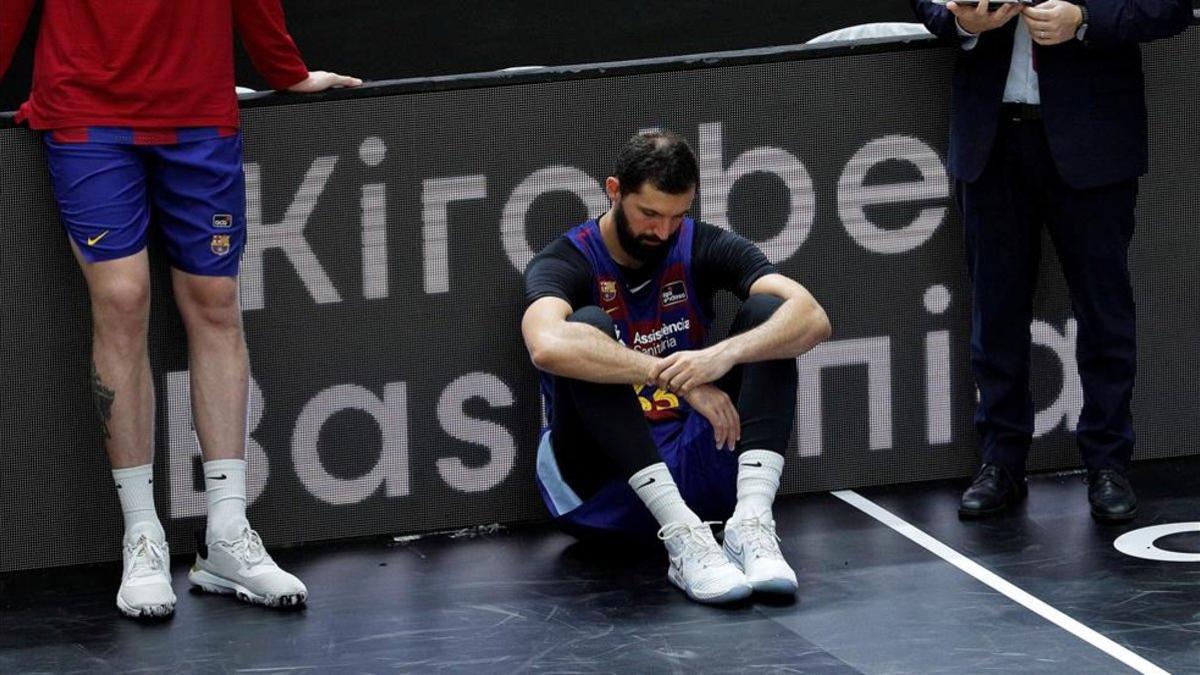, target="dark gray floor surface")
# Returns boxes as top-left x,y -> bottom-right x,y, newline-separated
3,456 -> 1198,674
